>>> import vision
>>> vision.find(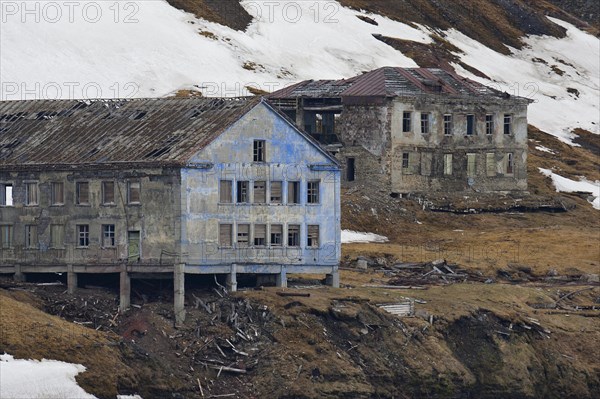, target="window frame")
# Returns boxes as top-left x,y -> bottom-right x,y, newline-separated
402,111 -> 412,132
307,225 -> 320,249
505,153 -> 514,175
76,224 -> 90,248
443,153 -> 453,176
443,114 -> 453,136
0,224 -> 13,249
485,114 -> 494,135
50,224 -> 65,249
287,224 -> 300,247
25,182 -> 39,206
102,181 -> 116,205
504,114 -> 513,135
270,181 -> 282,204
402,152 -> 410,169
270,224 -> 283,247
307,181 -> 320,205
237,224 -> 250,248
486,152 -> 496,177
219,223 -> 233,248
287,181 -> 301,205
127,180 -> 141,205
51,182 -> 64,206
102,224 -> 116,248
1,183 -> 14,207
25,224 -> 38,249
466,114 -> 475,136
467,153 -> 477,177
253,181 -> 267,204
236,181 -> 249,204
254,224 -> 267,247
219,180 -> 233,204
253,139 -> 266,162
420,112 -> 430,134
